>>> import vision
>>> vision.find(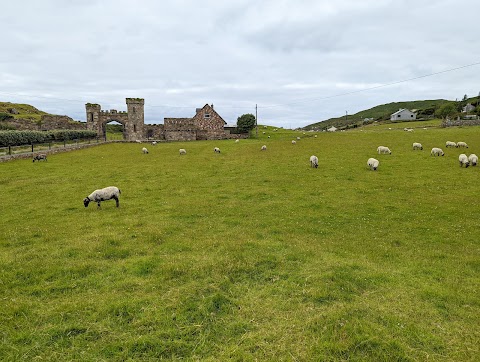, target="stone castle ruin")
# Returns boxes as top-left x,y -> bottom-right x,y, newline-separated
86,98 -> 244,141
